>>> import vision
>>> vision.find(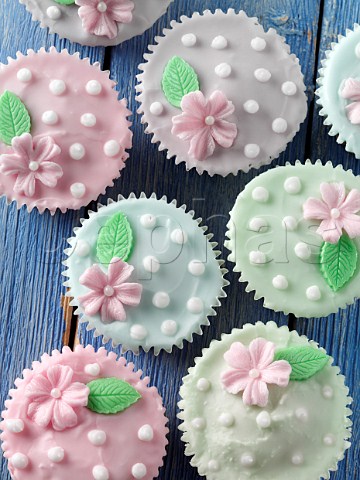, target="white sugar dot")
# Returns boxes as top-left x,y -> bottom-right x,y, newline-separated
49,79 -> 66,95
5,419 -> 24,433
208,459 -> 220,471
282,81 -> 297,96
306,285 -> 321,301
88,430 -> 106,446
294,242 -> 311,260
356,42 -> 360,58
69,143 -> 85,160
241,453 -> 255,467
170,228 -> 188,244
130,324 -> 148,340
46,5 -> 61,19
322,385 -> 333,399
243,99 -> 259,114
291,452 -> 304,465
81,113 -> 97,127
282,216 -> 297,231
42,110 -> 58,125
215,63 -> 232,78
295,407 -> 308,422
92,465 -> 109,480
84,363 -> 100,376
104,140 -> 121,157
150,102 -> 164,116
47,447 -> 64,463
132,464 -> 147,479
152,292 -> 170,309
70,183 -> 86,199
251,37 -> 267,51
248,217 -> 268,232
11,453 -> 28,469
138,425 -> 154,442
187,297 -> 203,314
211,35 -> 228,49
17,68 -> 32,82
254,68 -> 271,82
252,186 -> 269,202
161,320 -> 177,336
256,411 -> 271,428
272,118 -> 288,133
86,80 -> 102,95
284,176 -> 301,194
323,434 -> 336,446
272,275 -> 288,290
249,250 -> 266,265
218,413 -> 234,427
143,255 -> 160,273
191,417 -> 206,430
196,378 -> 210,391
75,239 -> 91,257
181,33 -> 197,47
188,259 -> 205,276
140,214 -> 156,229
244,143 -> 260,159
